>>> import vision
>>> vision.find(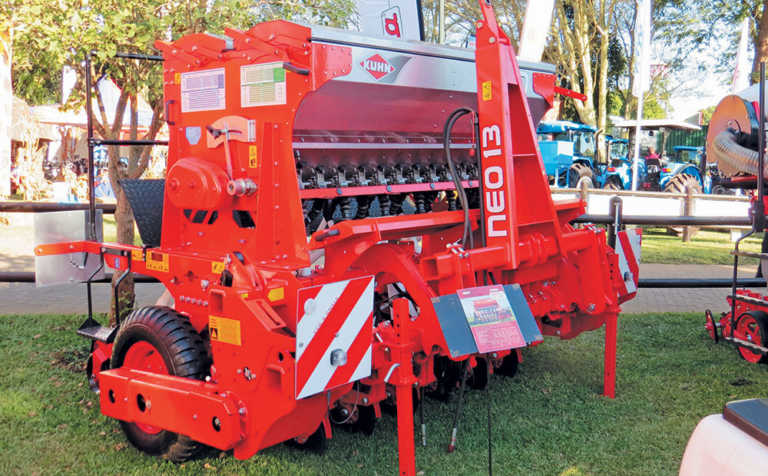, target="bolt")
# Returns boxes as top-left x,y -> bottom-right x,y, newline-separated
489,37 -> 496,44
587,303 -> 596,312
201,279 -> 209,291
341,408 -> 349,416
362,397 -> 369,404
193,414 -> 198,420
238,408 -> 246,415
